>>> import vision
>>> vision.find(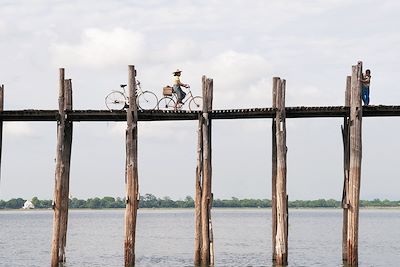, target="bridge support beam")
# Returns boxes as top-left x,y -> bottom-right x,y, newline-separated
341,75 -> 351,261
195,75 -> 214,266
51,69 -> 73,266
124,65 -> 139,267
272,77 -> 288,265
271,77 -> 278,262
194,114 -> 203,265
0,84 -> 3,182
346,62 -> 363,266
